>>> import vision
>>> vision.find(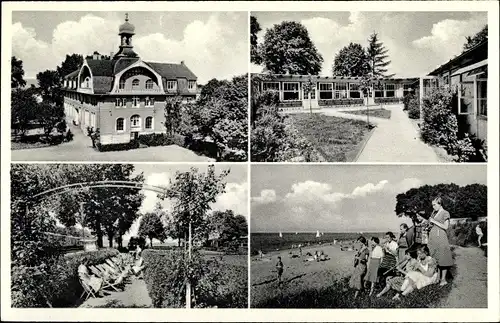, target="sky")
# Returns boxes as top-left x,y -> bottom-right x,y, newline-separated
251,165 -> 487,233
251,11 -> 487,77
11,11 -> 248,84
123,163 -> 248,243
